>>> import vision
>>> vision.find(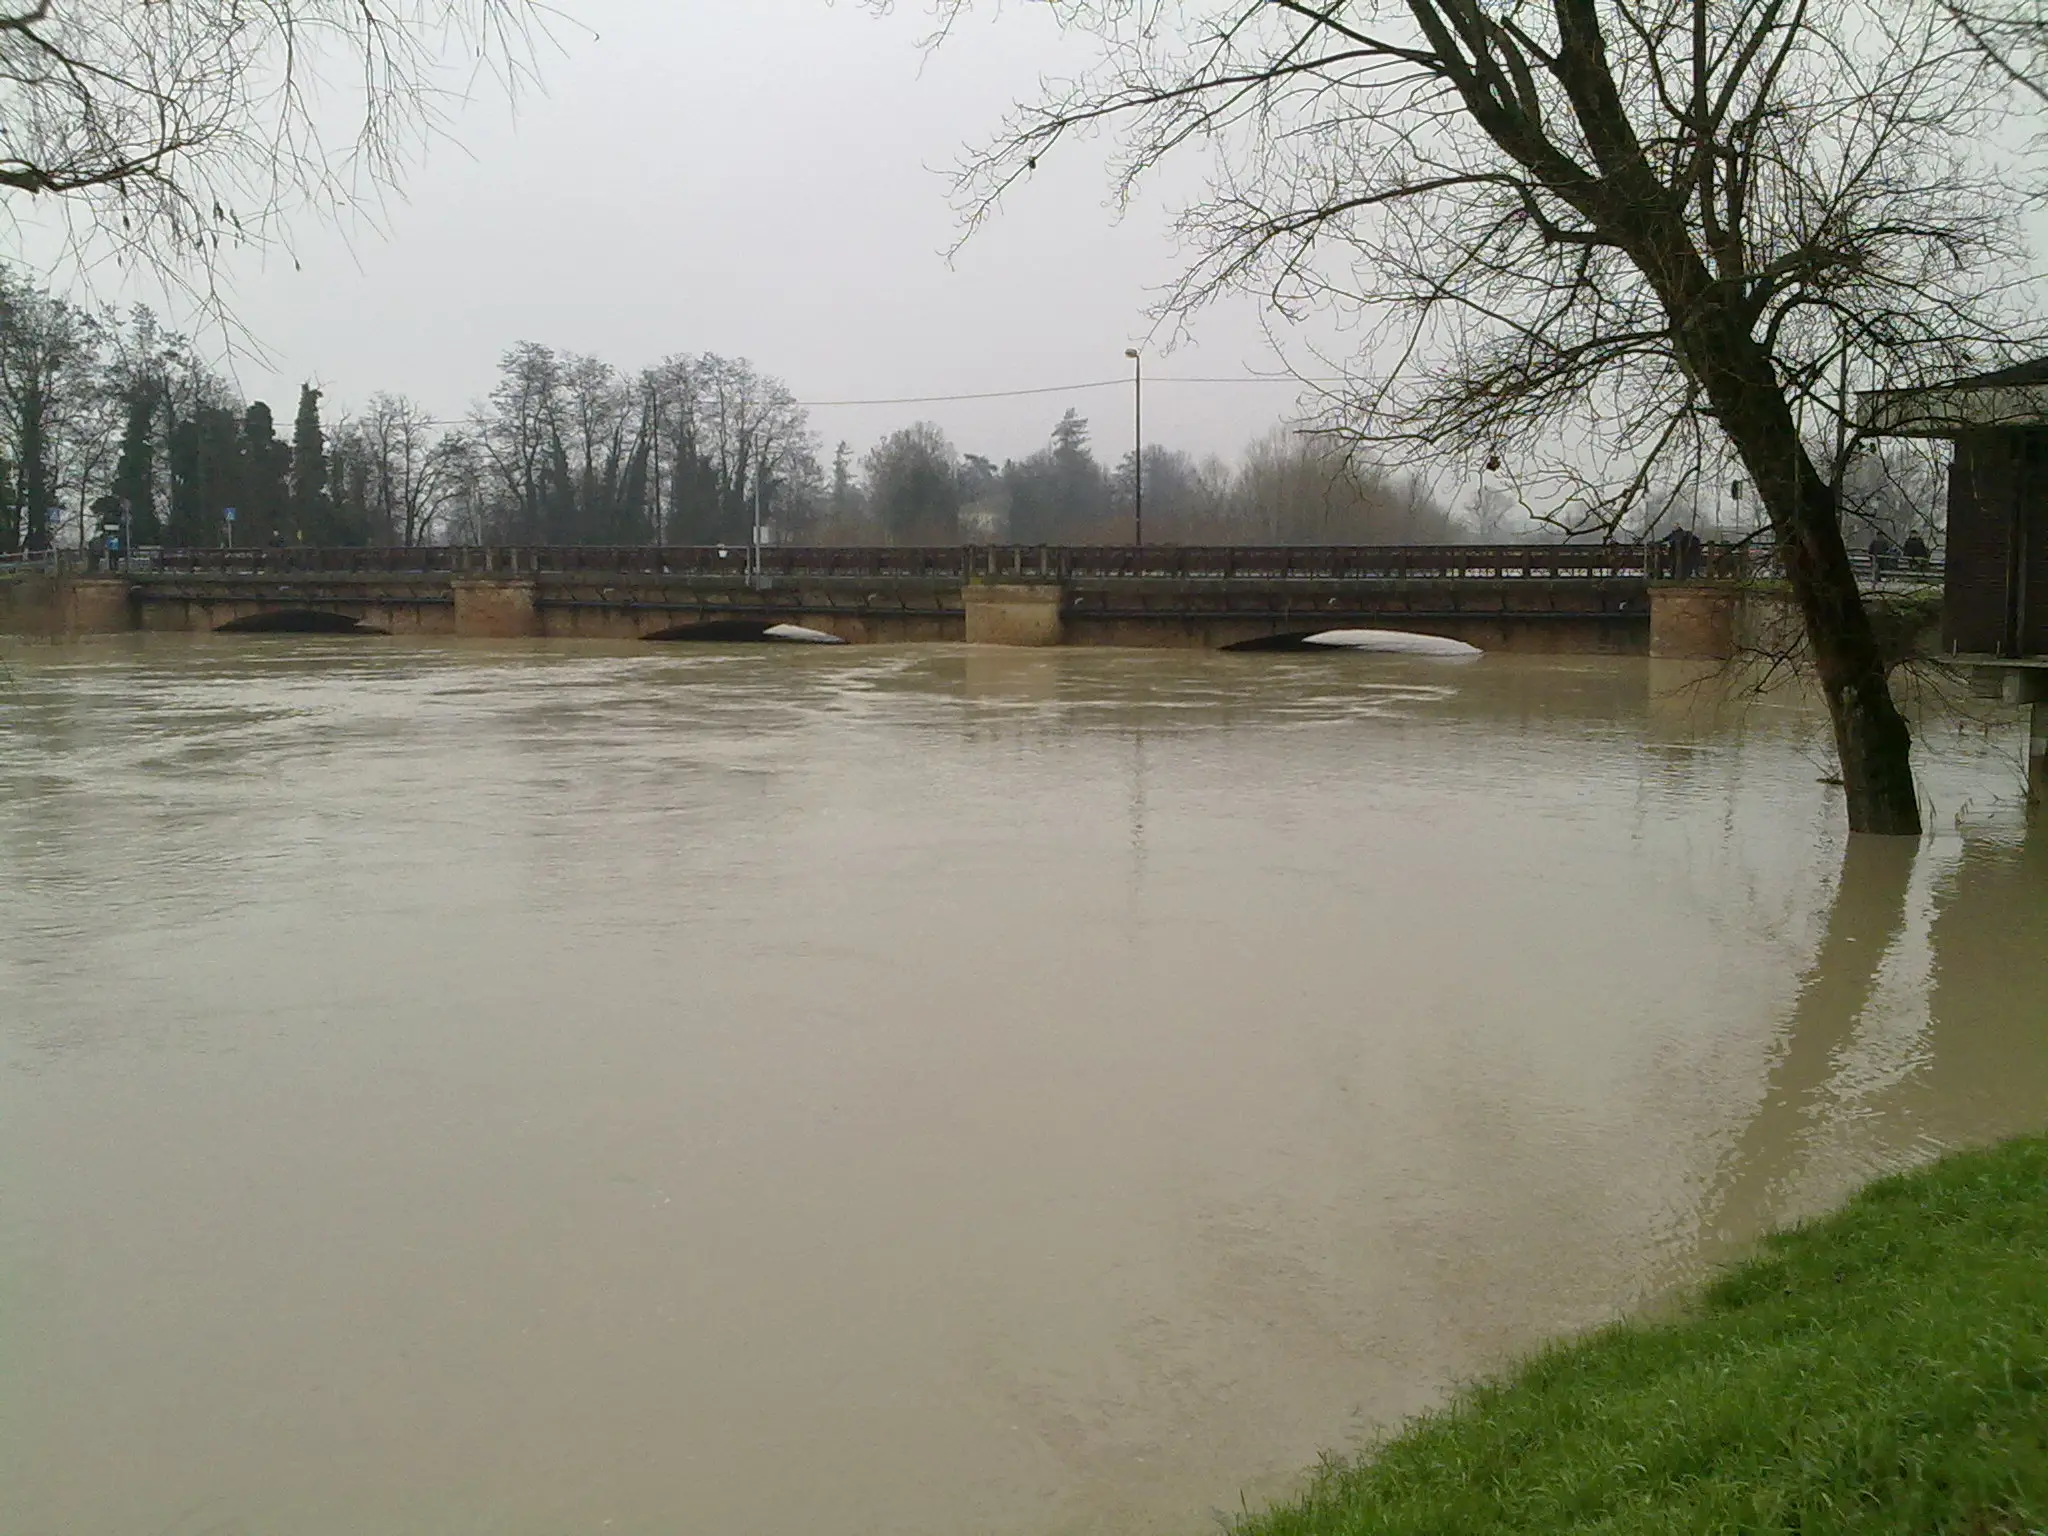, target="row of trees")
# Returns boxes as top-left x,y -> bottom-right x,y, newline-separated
0,267 -> 1940,557
0,275 -> 354,552
0,271 -> 1475,553
855,411 -> 1464,545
